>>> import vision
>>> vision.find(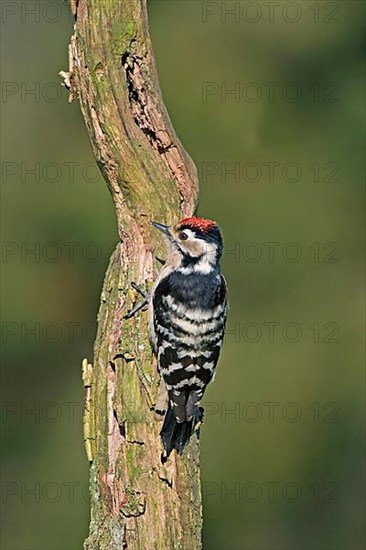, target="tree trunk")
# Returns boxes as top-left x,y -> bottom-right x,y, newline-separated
64,0 -> 201,548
